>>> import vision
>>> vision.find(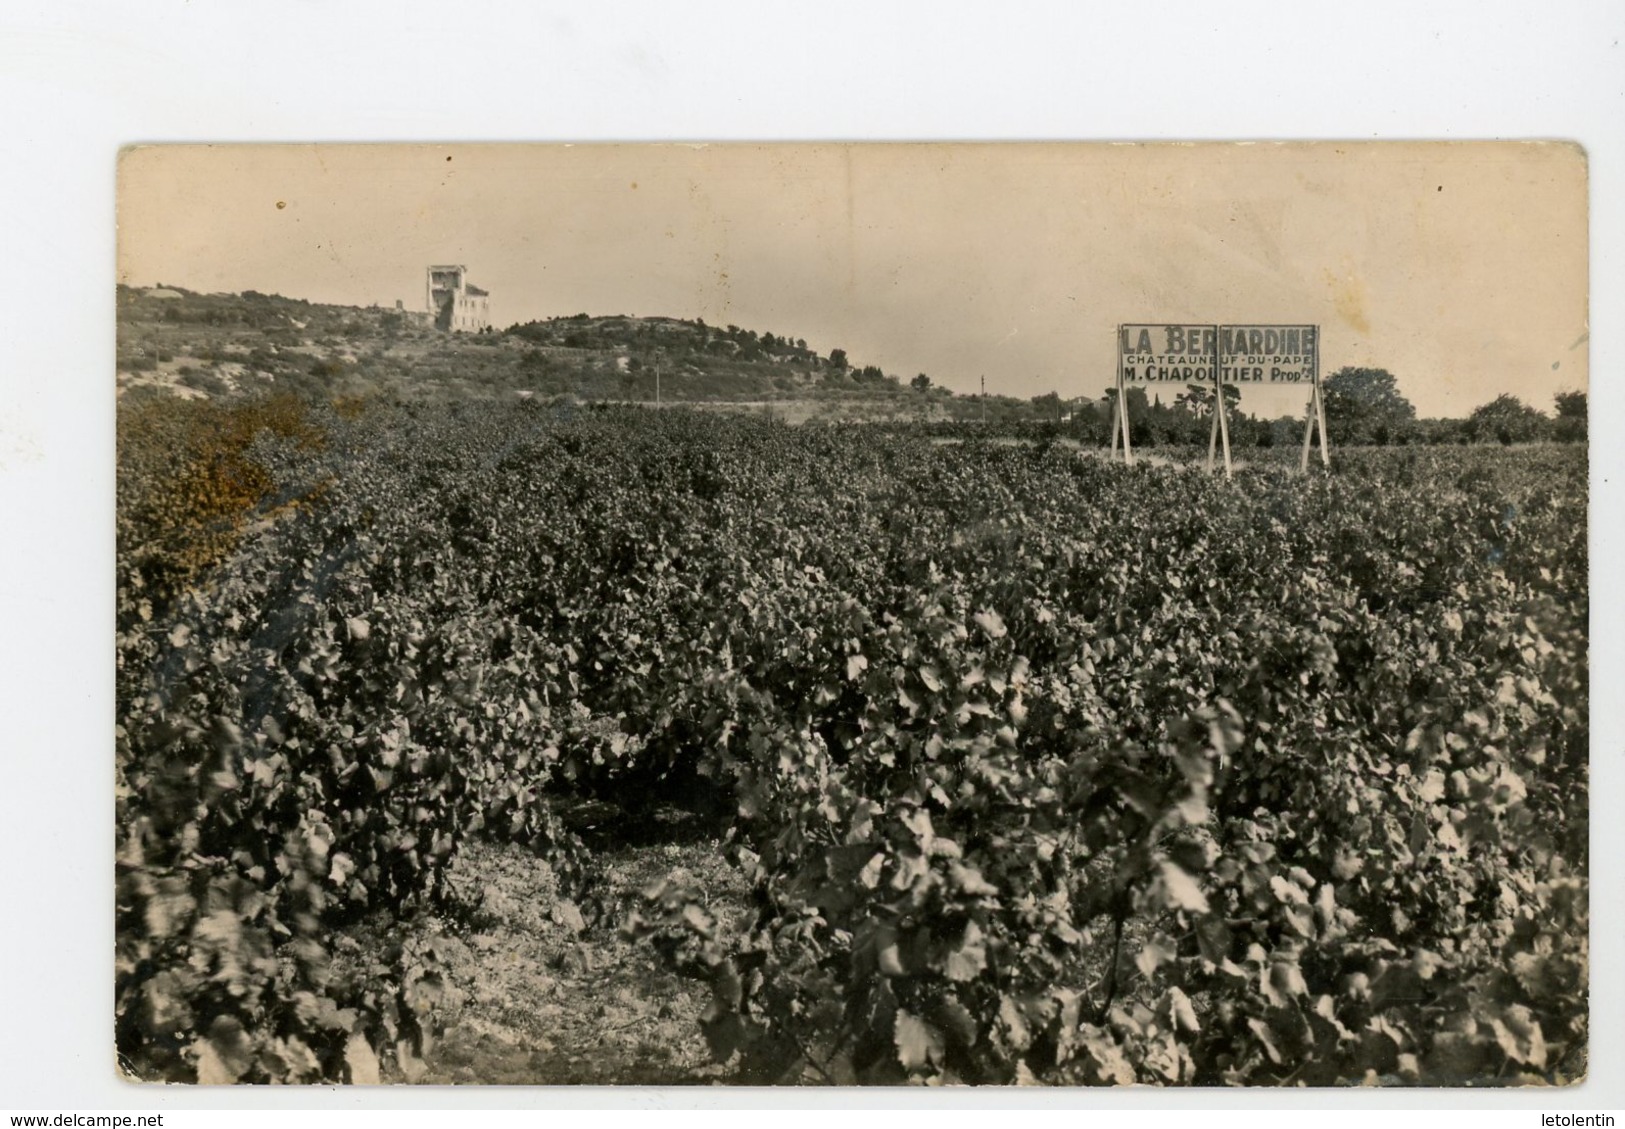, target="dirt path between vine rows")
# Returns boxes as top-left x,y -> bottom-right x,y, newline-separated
362,835 -> 749,1085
